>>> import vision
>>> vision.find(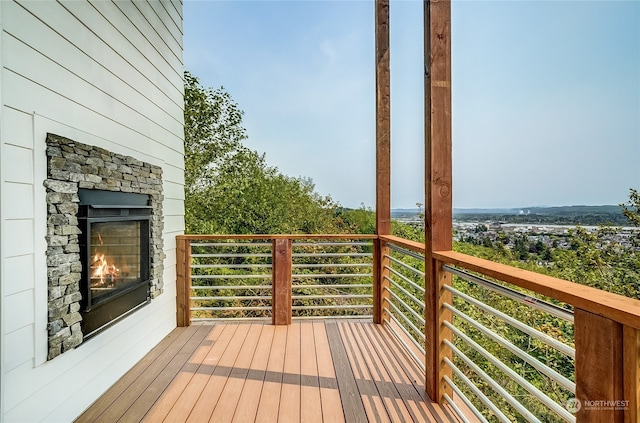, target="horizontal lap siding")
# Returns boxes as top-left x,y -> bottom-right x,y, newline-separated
1,0 -> 184,421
